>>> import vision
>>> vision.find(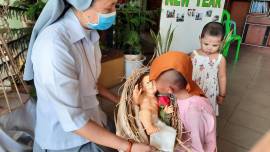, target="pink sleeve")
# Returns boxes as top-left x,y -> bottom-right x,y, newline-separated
186,107 -> 217,152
